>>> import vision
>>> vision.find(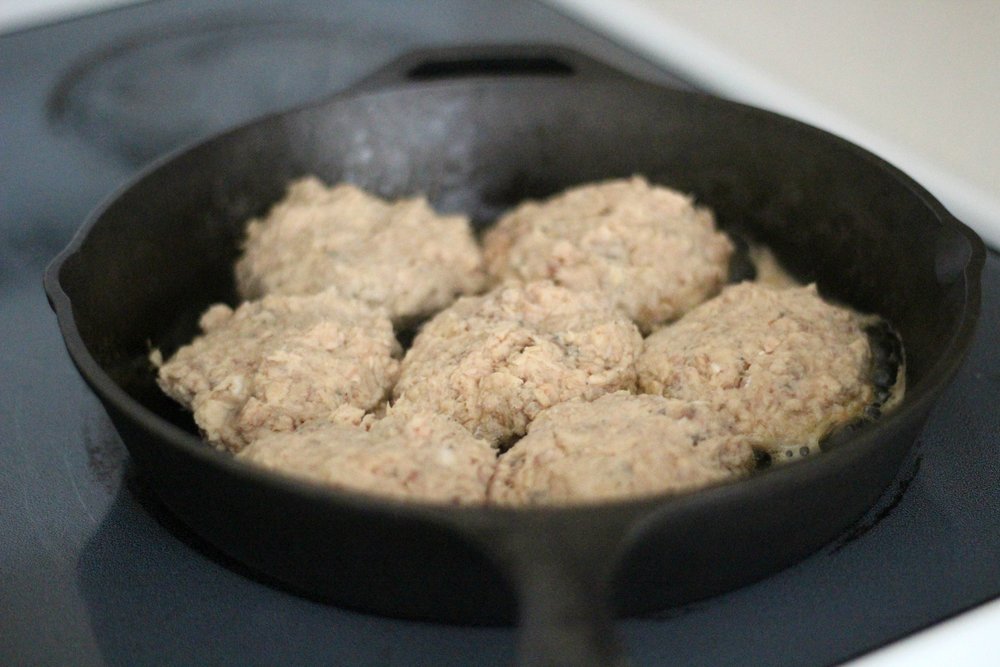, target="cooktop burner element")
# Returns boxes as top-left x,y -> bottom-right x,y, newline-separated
48,19 -> 409,165
2,1 -> 998,665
